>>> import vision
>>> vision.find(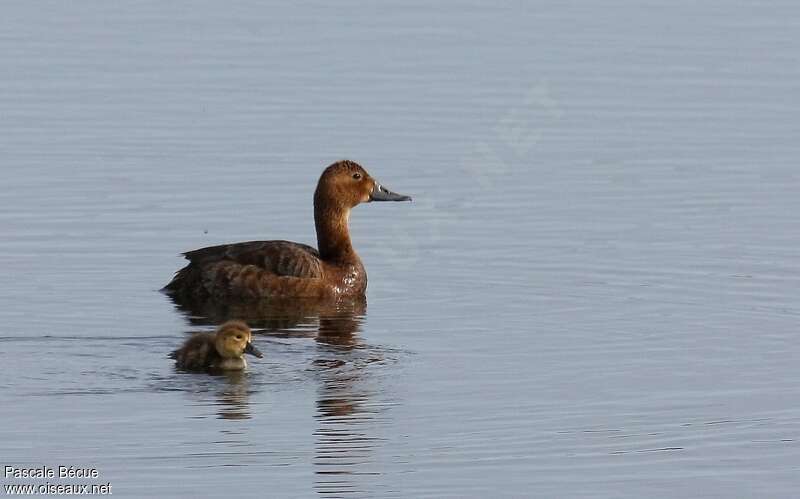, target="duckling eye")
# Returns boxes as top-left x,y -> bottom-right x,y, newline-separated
352,173 -> 362,180
236,335 -> 243,340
